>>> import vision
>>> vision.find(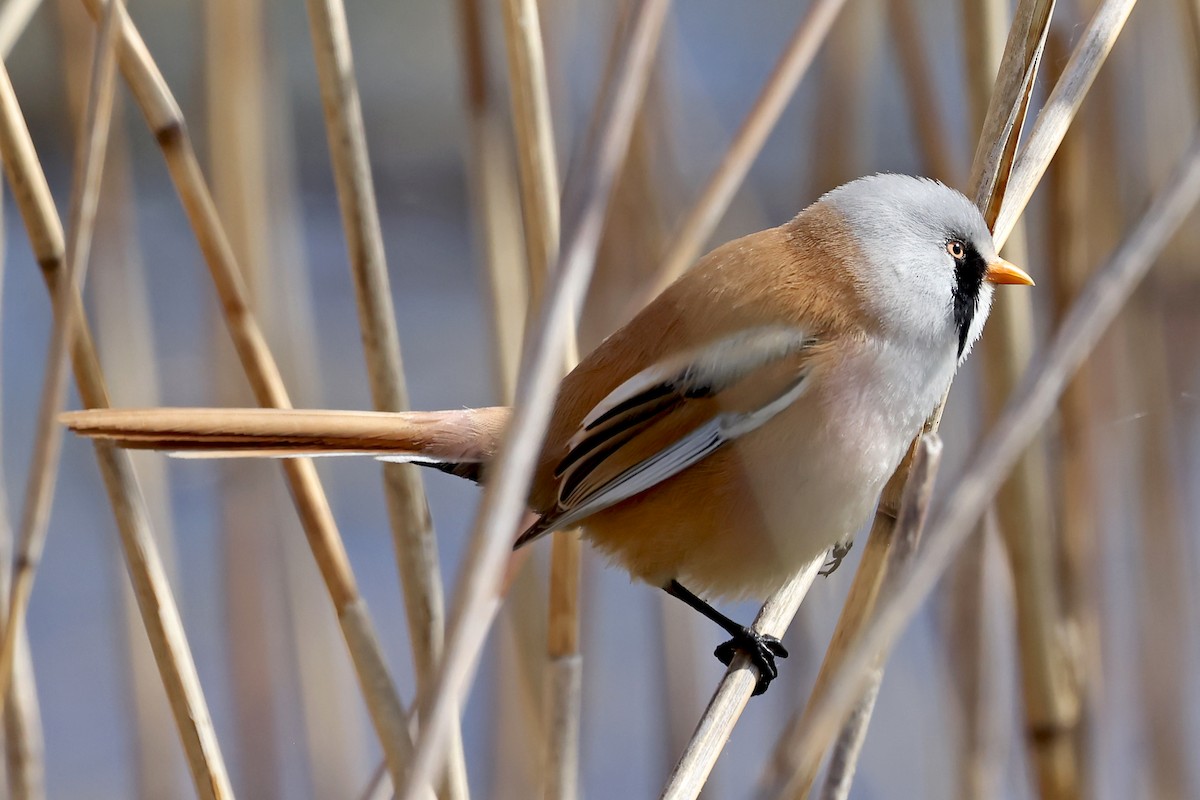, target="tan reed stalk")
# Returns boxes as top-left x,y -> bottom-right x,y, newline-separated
1185,0 -> 1200,83
887,0 -> 960,185
966,0 -> 1054,221
970,7 -> 1081,798
1127,284 -> 1195,799
991,0 -> 1139,246
0,161 -> 45,800
497,2 -> 587,797
1,635 -> 39,800
815,437 -> 942,800
945,3 -> 1017,796
0,0 -> 120,711
760,441 -> 941,799
73,0 -> 417,785
1044,71 -> 1101,798
451,7 -> 548,793
54,0 -> 186,791
942,516 -> 1009,800
501,0 -> 562,306
204,0 -> 291,794
302,8 -> 466,793
92,134 -> 186,800
777,127 -> 1200,794
1126,21 -> 1199,786
582,78 -> 711,783
400,3 -> 673,796
453,0 -> 530,401
0,40 -> 233,800
659,558 -> 824,800
0,0 -> 41,55
357,760 -> 390,800
260,56 -> 372,797
637,0 -> 849,306
808,0 -> 881,196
